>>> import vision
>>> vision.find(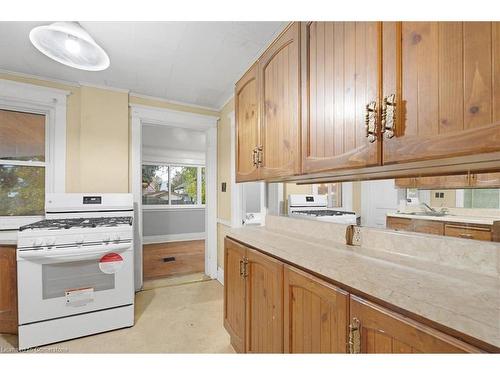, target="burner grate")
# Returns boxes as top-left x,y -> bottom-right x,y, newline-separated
19,216 -> 133,231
